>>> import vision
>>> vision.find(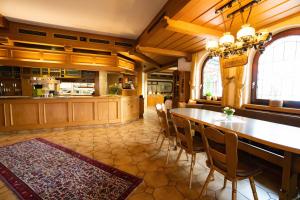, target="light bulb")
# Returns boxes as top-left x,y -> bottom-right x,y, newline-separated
219,32 -> 235,47
237,24 -> 255,41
